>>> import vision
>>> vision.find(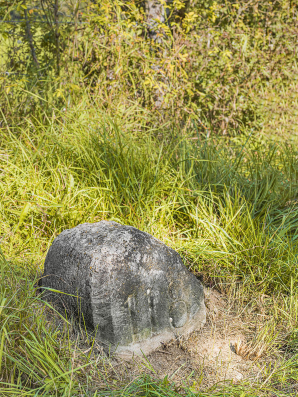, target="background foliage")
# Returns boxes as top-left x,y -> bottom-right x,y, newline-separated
1,0 -> 298,137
